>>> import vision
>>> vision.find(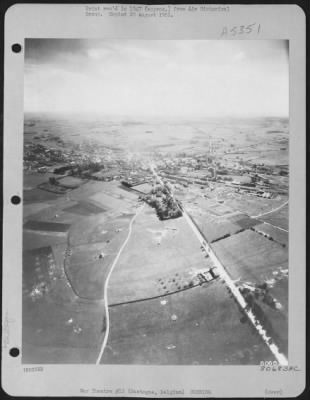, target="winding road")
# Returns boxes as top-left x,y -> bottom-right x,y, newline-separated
251,200 -> 289,219
96,203 -> 145,364
251,200 -> 289,233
